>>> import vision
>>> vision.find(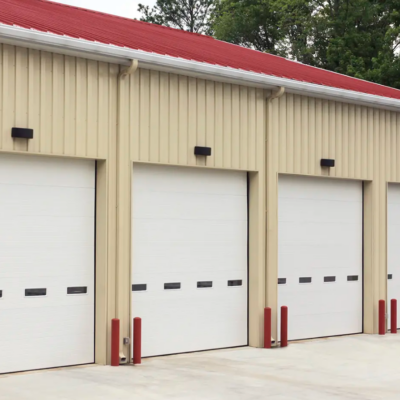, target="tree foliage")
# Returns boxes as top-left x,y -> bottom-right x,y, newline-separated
138,0 -> 215,34
212,0 -> 400,88
211,0 -> 284,54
